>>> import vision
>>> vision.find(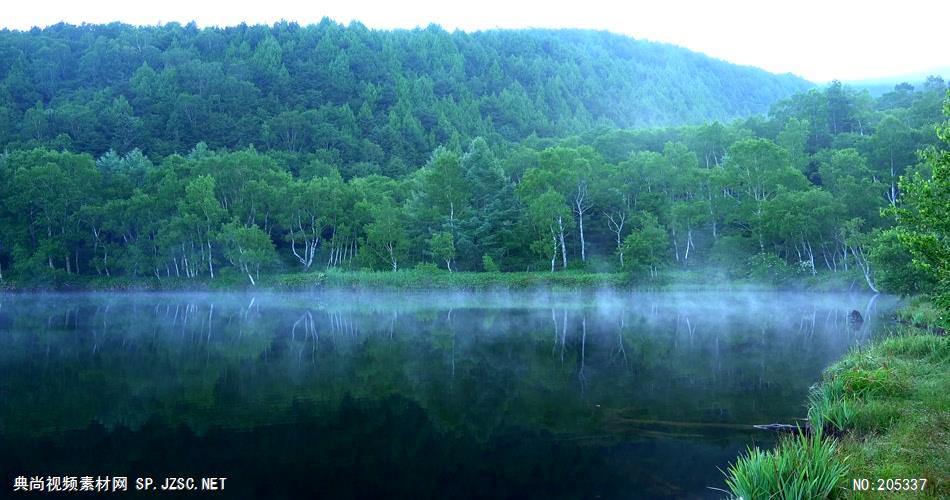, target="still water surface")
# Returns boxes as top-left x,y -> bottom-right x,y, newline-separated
0,291 -> 896,498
